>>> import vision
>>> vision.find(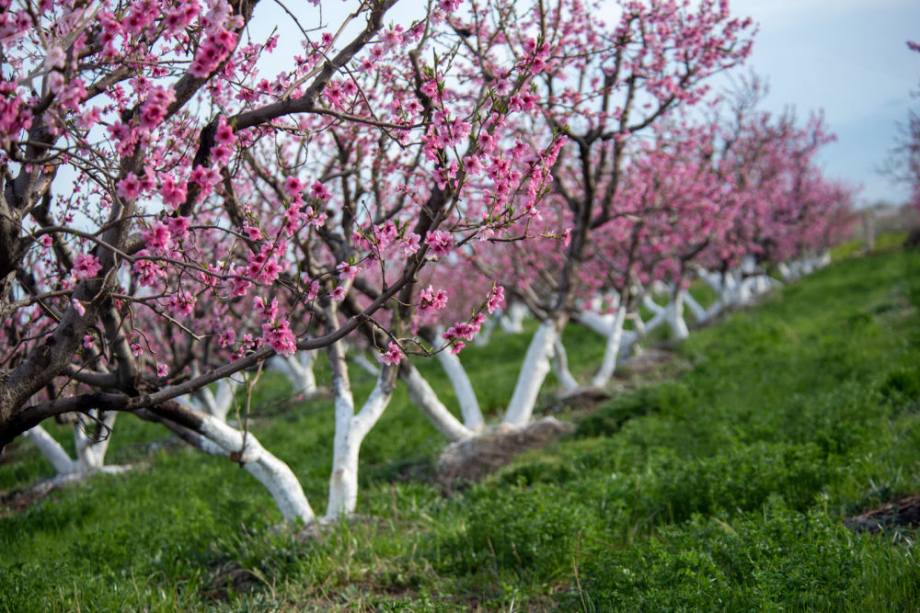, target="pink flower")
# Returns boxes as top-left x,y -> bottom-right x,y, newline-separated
487,285 -> 505,314
425,230 -> 453,257
262,318 -> 297,356
337,261 -> 358,280
310,181 -> 331,201
45,47 -> 66,70
401,233 -> 421,256
418,285 -> 448,314
143,222 -> 172,251
117,173 -> 142,200
73,253 -> 102,280
167,216 -> 190,239
160,176 -> 187,208
217,327 -> 237,348
379,341 -> 403,365
330,285 -> 346,302
82,334 -> 94,350
284,176 -> 303,196
156,362 -> 168,378
166,291 -> 196,317
71,298 -> 86,317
